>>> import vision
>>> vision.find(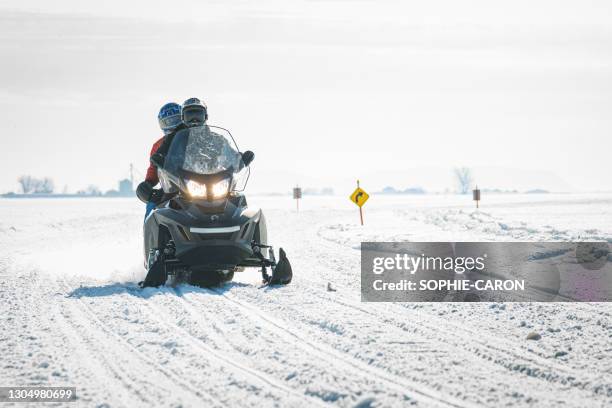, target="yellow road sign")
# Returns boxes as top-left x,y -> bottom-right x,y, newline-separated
350,187 -> 369,207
